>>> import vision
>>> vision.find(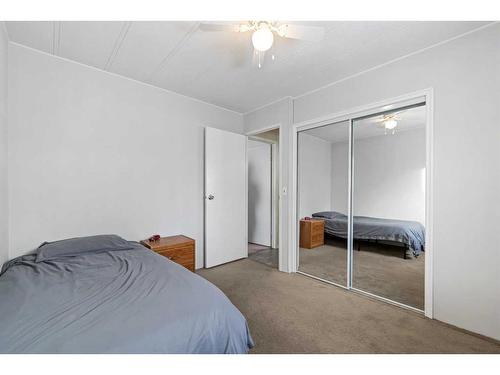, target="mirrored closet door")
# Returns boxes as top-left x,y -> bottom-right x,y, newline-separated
351,104 -> 426,310
297,120 -> 350,287
296,101 -> 427,312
